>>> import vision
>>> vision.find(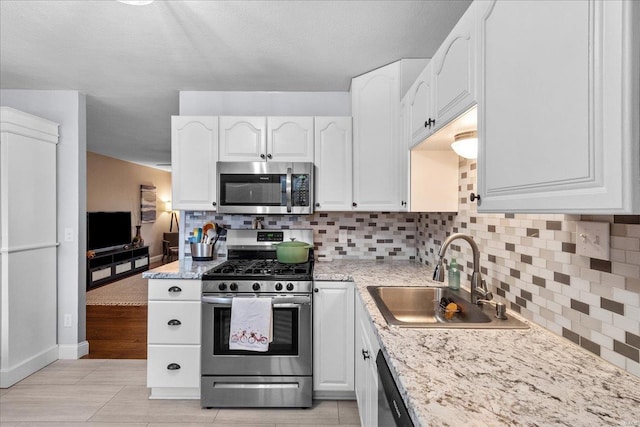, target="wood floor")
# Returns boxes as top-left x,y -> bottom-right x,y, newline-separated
85,261 -> 162,359
85,305 -> 148,359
